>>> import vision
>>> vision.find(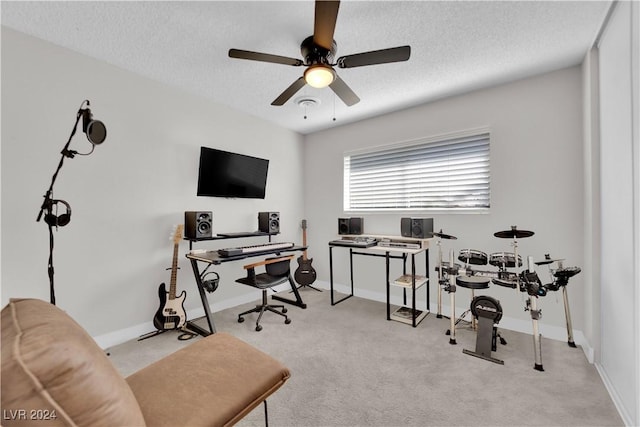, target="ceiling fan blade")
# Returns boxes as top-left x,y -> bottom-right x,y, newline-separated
337,45 -> 411,68
271,77 -> 307,106
313,0 -> 340,51
329,75 -> 360,106
229,49 -> 303,66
